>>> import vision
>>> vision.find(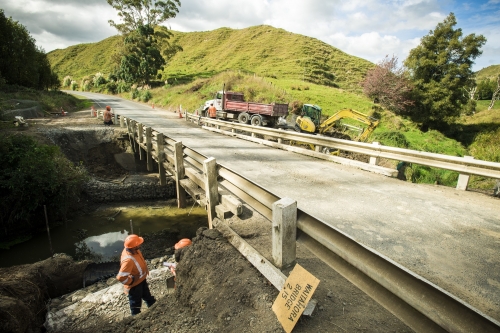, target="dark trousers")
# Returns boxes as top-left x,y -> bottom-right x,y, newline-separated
128,280 -> 156,315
